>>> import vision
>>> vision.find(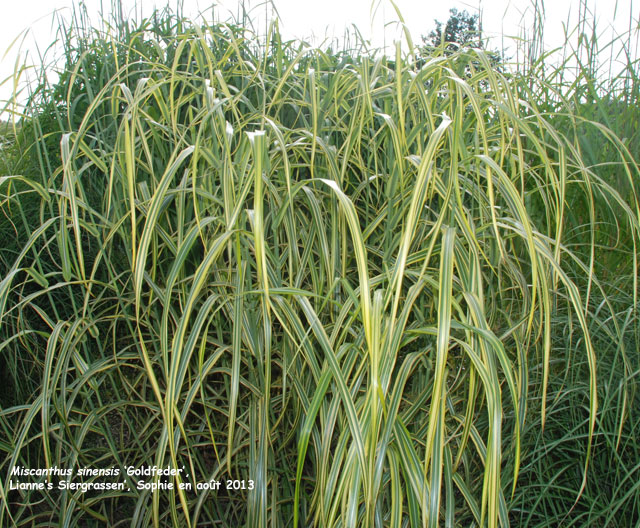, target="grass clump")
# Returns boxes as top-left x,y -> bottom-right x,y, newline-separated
0,1 -> 639,526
